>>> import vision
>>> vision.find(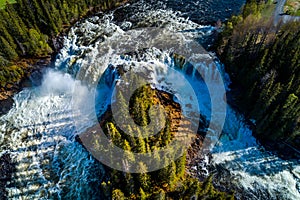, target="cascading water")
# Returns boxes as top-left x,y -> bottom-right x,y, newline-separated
0,0 -> 299,199
0,70 -> 106,199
